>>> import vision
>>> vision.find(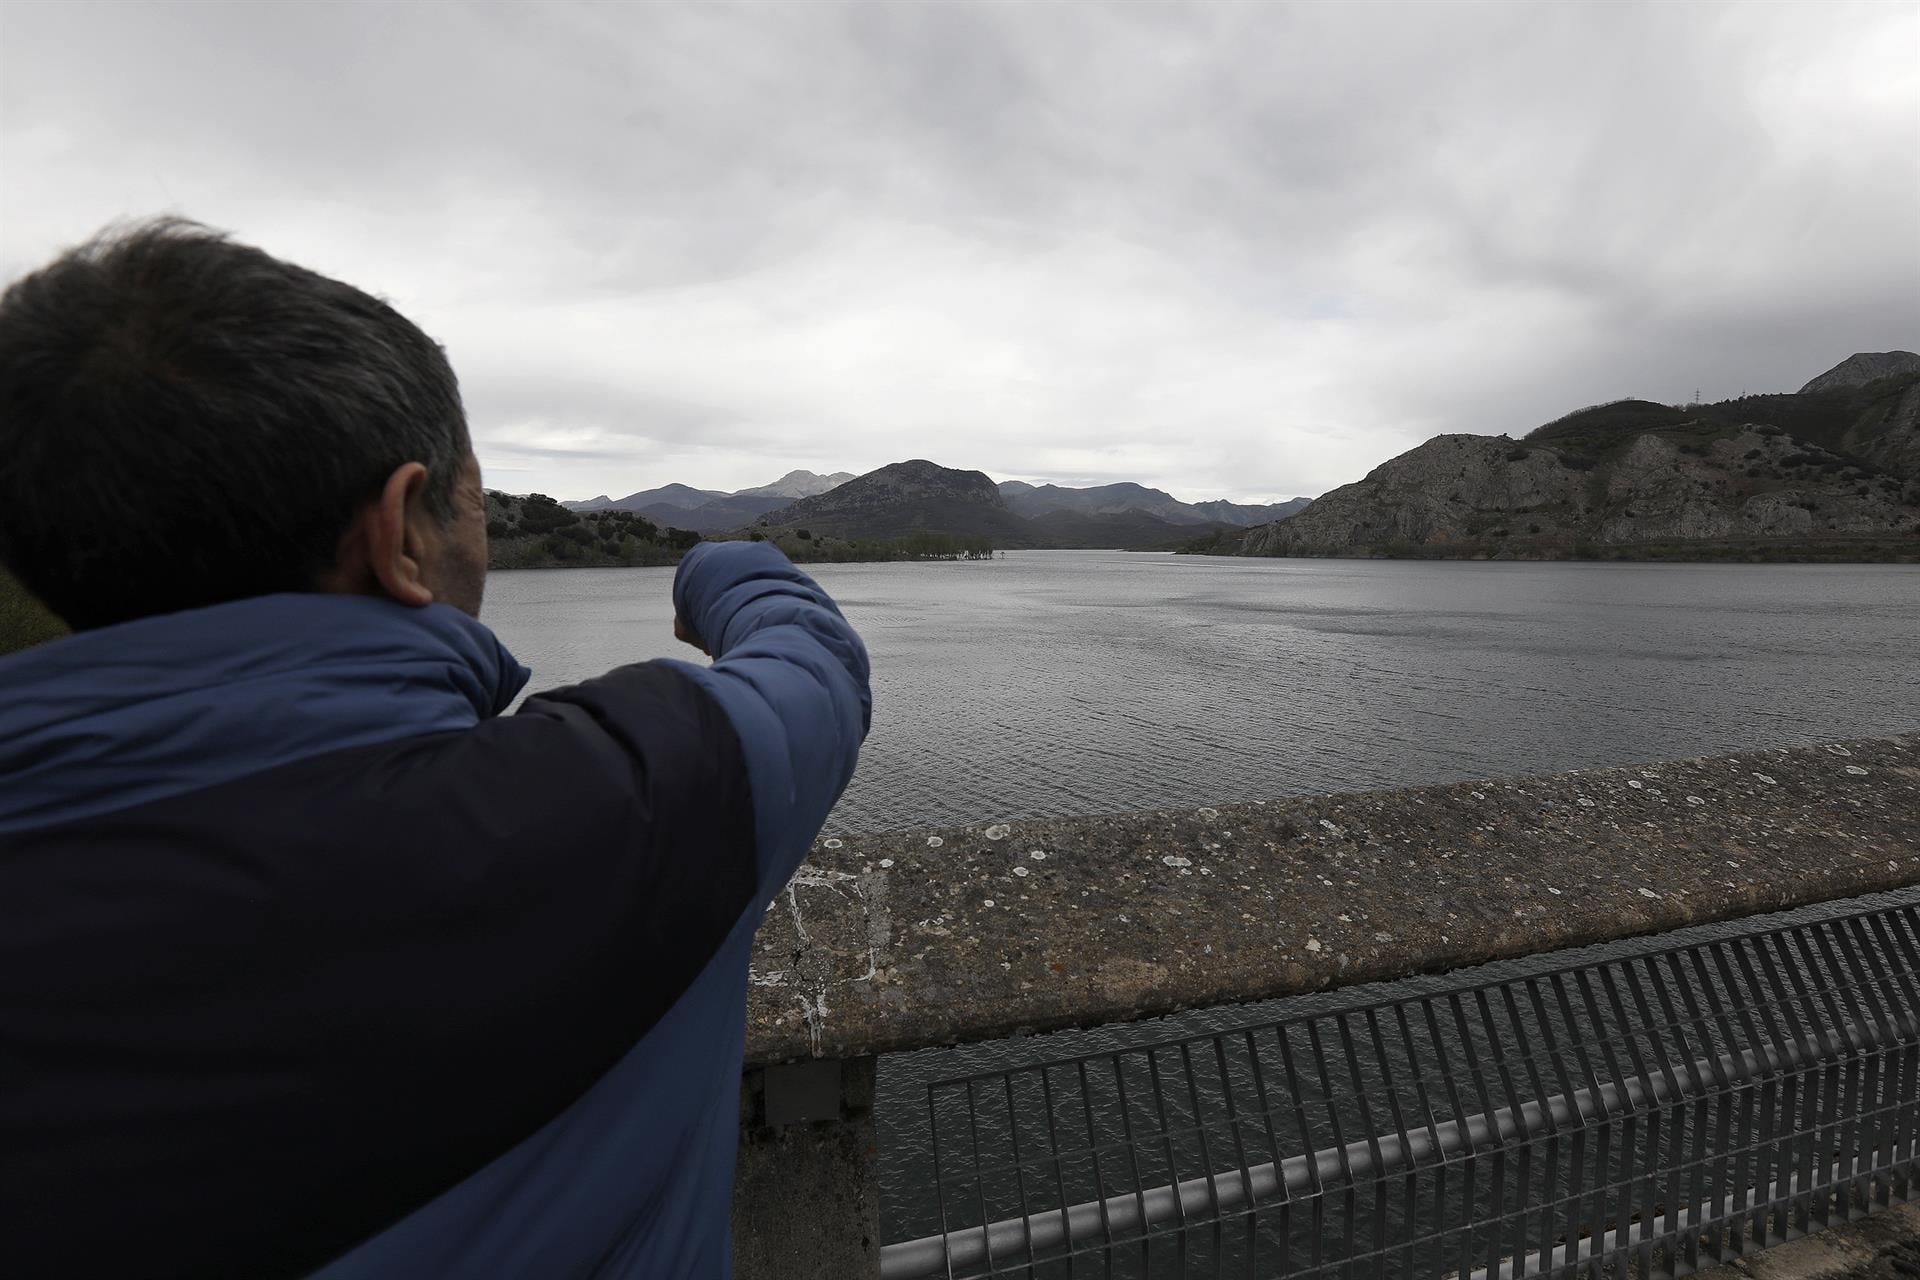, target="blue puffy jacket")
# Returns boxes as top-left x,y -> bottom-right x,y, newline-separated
0,540 -> 870,1277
